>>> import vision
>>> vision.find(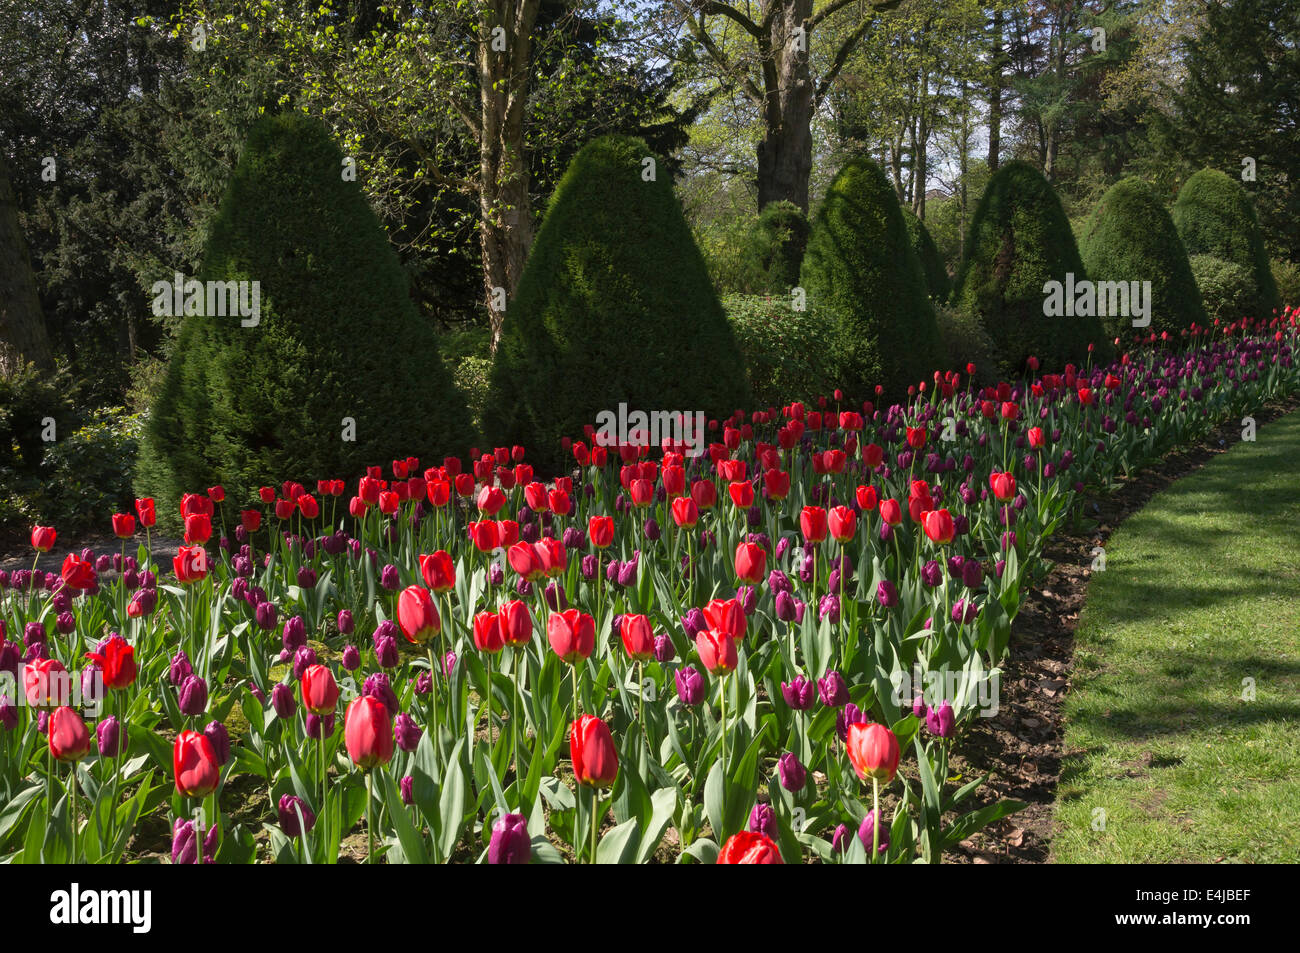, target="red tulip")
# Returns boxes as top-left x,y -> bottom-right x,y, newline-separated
800,506 -> 828,544
695,629 -> 737,675
1027,426 -> 1045,450
240,509 -> 261,533
476,485 -> 507,516
183,513 -> 212,545
728,480 -> 754,508
60,553 -> 96,591
856,485 -> 878,511
497,520 -> 520,547
24,657 -> 70,708
588,515 -> 614,549
846,722 -> 900,783
763,469 -> 791,500
135,498 -> 156,528
377,491 -> 399,515
297,494 -> 320,519
275,498 -> 296,520
879,499 -> 902,526
397,586 -> 441,644
49,707 -> 91,762
301,664 -> 340,714
207,485 -> 225,503
427,479 -> 451,507
828,505 -> 856,543
111,513 -> 136,539
690,480 -> 717,510
174,545 -> 207,584
419,550 -> 456,592
906,426 -> 927,449
1000,401 -> 1019,421
862,443 -> 884,467
507,541 -> 546,582
524,482 -> 549,512
989,472 -> 1017,503
671,496 -> 699,528
259,485 -> 277,504
548,488 -> 572,516
474,610 -> 505,653
662,465 -> 686,497
497,599 -> 533,646
717,831 -> 783,864
921,509 -> 955,545
734,541 -> 766,584
619,613 -> 655,661
703,598 -> 746,640
174,730 -> 220,797
547,609 -> 595,664
85,634 -> 137,690
570,715 -> 618,789
468,520 -> 500,553
345,695 -> 394,770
